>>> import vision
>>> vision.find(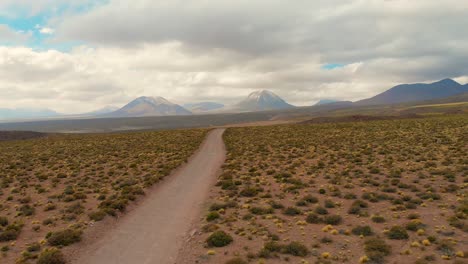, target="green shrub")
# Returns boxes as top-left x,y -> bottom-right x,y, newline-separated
263,241 -> 283,252
406,220 -> 425,231
206,211 -> 220,221
302,195 -> 319,204
0,223 -> 23,242
47,228 -> 82,246
27,242 -> 41,252
18,204 -> 35,216
306,213 -> 322,224
364,237 -> 391,262
240,187 -> 258,197
324,199 -> 335,208
387,226 -> 409,240
282,241 -> 309,257
0,217 -> 8,227
283,207 -> 301,216
206,231 -> 233,247
323,215 -> 342,225
351,225 -> 373,236
37,248 -> 66,264
348,200 -> 368,215
249,207 -> 273,215
314,206 -> 328,215
88,211 -> 106,222
371,215 -> 386,223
